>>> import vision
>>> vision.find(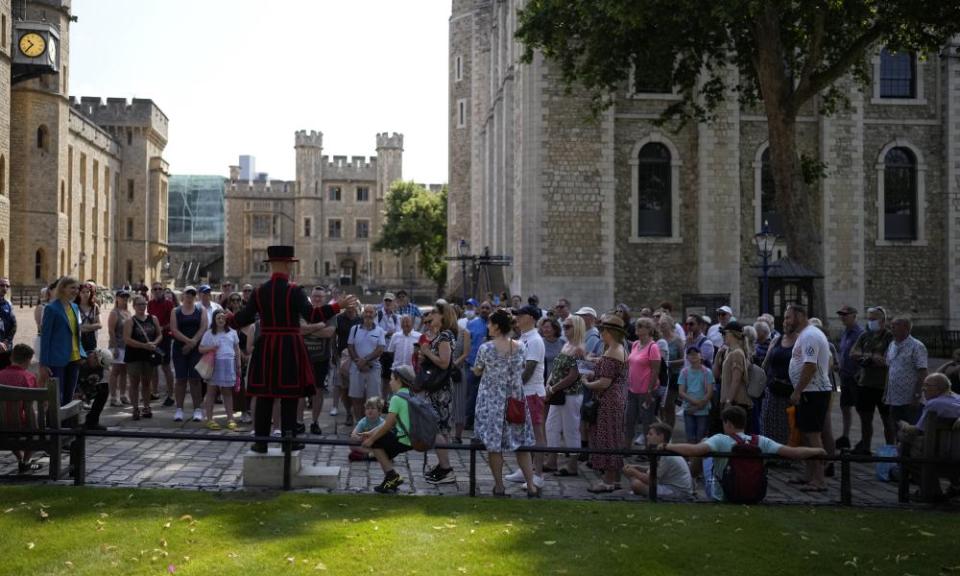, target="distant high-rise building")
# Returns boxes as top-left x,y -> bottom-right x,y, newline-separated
239,155 -> 256,181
